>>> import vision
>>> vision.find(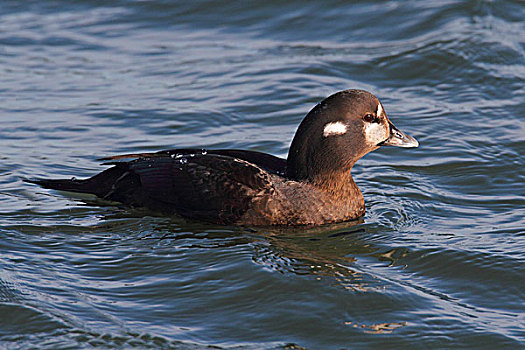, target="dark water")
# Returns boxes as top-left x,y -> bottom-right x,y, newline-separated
1,0 -> 524,349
